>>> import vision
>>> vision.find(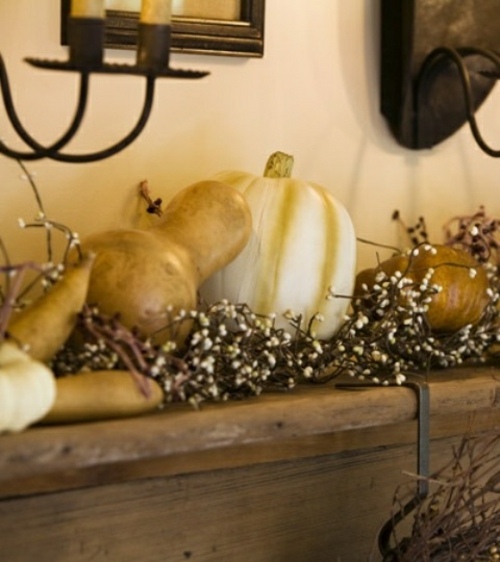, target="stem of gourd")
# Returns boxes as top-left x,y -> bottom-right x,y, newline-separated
263,151 -> 294,178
